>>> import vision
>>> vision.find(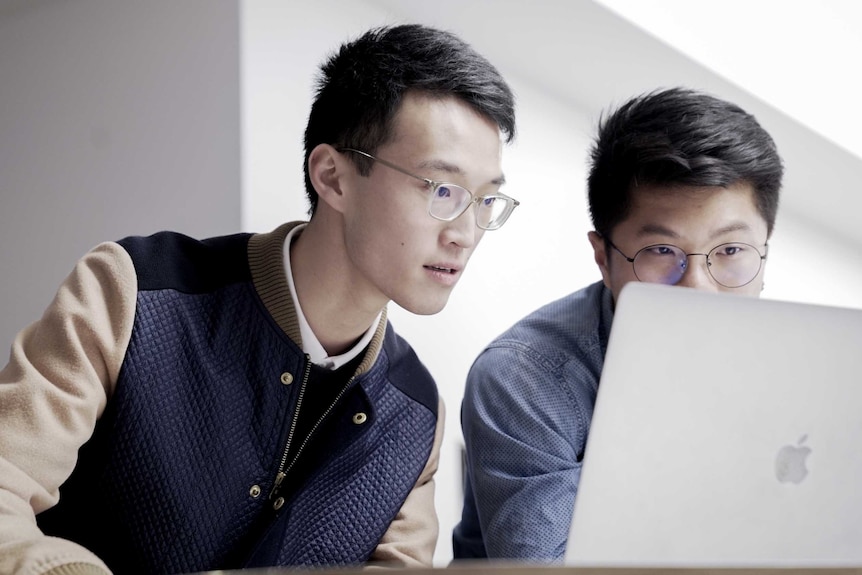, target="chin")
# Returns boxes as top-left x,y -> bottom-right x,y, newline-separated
397,295 -> 450,316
